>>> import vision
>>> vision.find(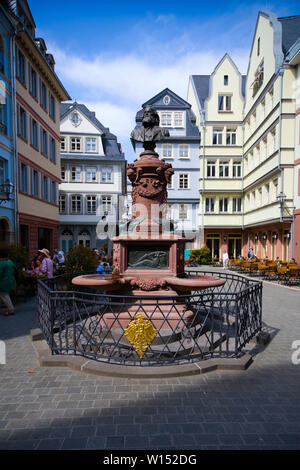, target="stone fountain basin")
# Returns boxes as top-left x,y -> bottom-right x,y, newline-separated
72,273 -> 225,293
164,275 -> 225,292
